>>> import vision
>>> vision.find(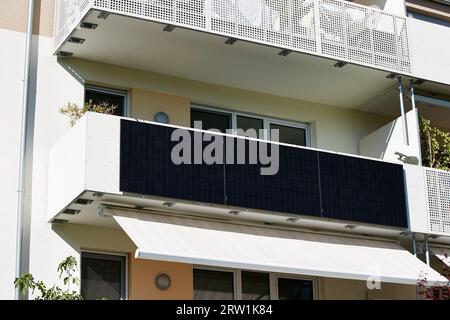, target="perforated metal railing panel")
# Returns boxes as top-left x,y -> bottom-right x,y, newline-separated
425,168 -> 450,234
54,0 -> 93,50
54,0 -> 412,74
